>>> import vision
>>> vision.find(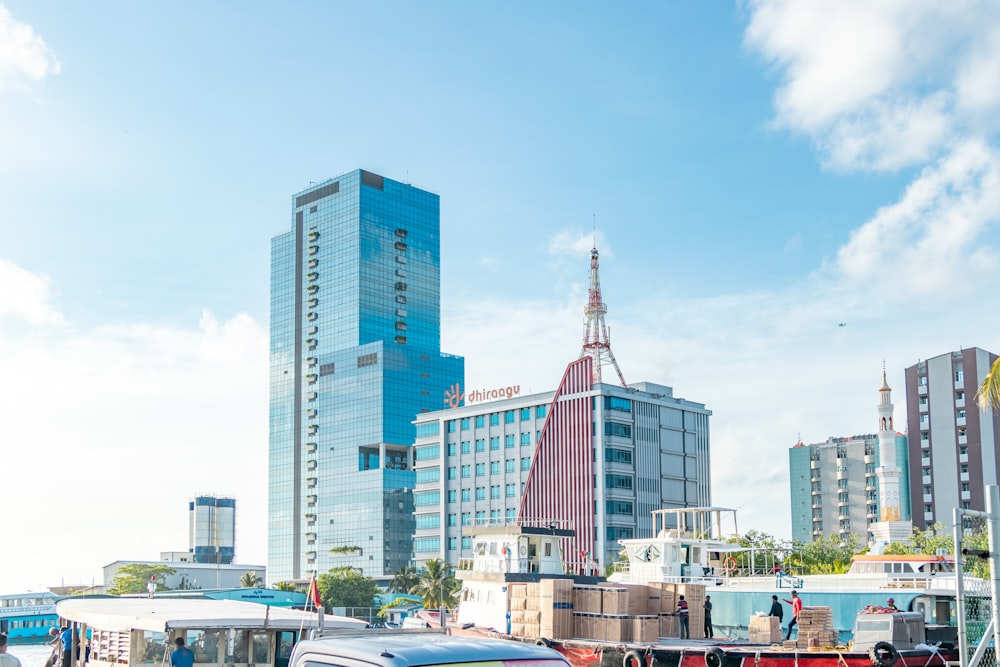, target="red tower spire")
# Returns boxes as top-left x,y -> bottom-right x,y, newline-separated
580,247 -> 626,387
